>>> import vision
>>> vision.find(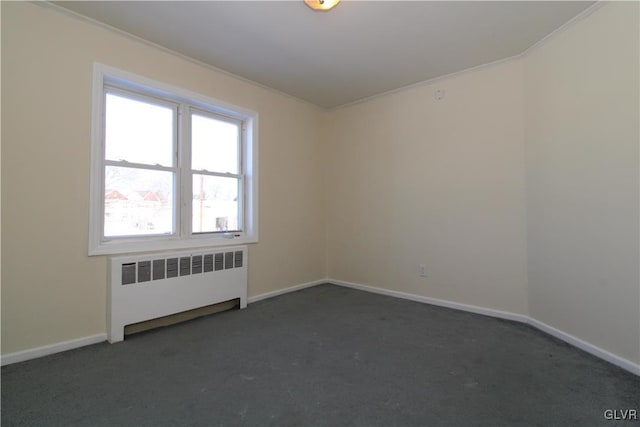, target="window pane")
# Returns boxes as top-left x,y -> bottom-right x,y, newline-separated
105,166 -> 174,237
192,175 -> 239,233
191,114 -> 239,174
105,93 -> 174,167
